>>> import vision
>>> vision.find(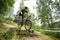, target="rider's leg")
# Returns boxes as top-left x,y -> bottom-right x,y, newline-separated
19,16 -> 23,30
20,16 -> 22,22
